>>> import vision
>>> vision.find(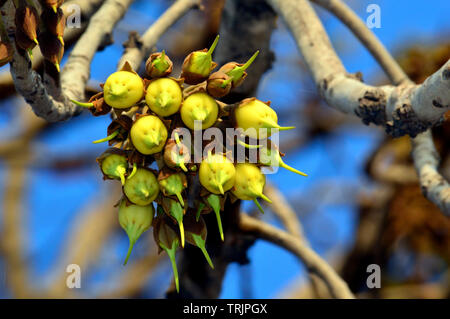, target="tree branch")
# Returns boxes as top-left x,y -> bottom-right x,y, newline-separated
266,0 -> 450,138
239,214 -> 355,299
2,0 -> 134,122
117,0 -> 201,70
